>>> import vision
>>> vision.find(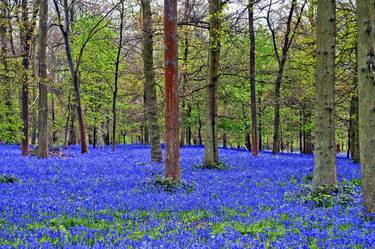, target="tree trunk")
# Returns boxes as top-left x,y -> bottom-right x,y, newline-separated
349,95 -> 360,162
312,0 -> 337,192
198,116 -> 203,145
51,93 -> 57,144
186,104 -> 192,145
204,0 -> 222,166
248,0 -> 258,156
37,0 -> 49,158
223,132 -> 227,148
357,0 -> 375,213
164,0 -> 180,180
69,102 -> 77,145
112,0 -> 125,152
